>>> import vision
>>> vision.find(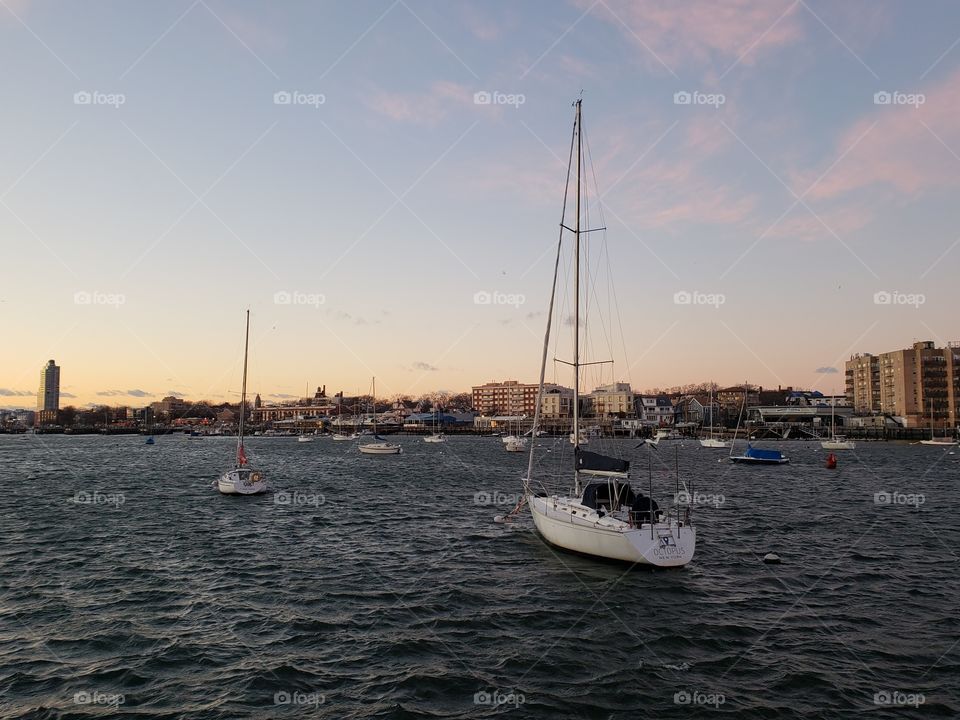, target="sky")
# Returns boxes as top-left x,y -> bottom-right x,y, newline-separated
1,0 -> 959,409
